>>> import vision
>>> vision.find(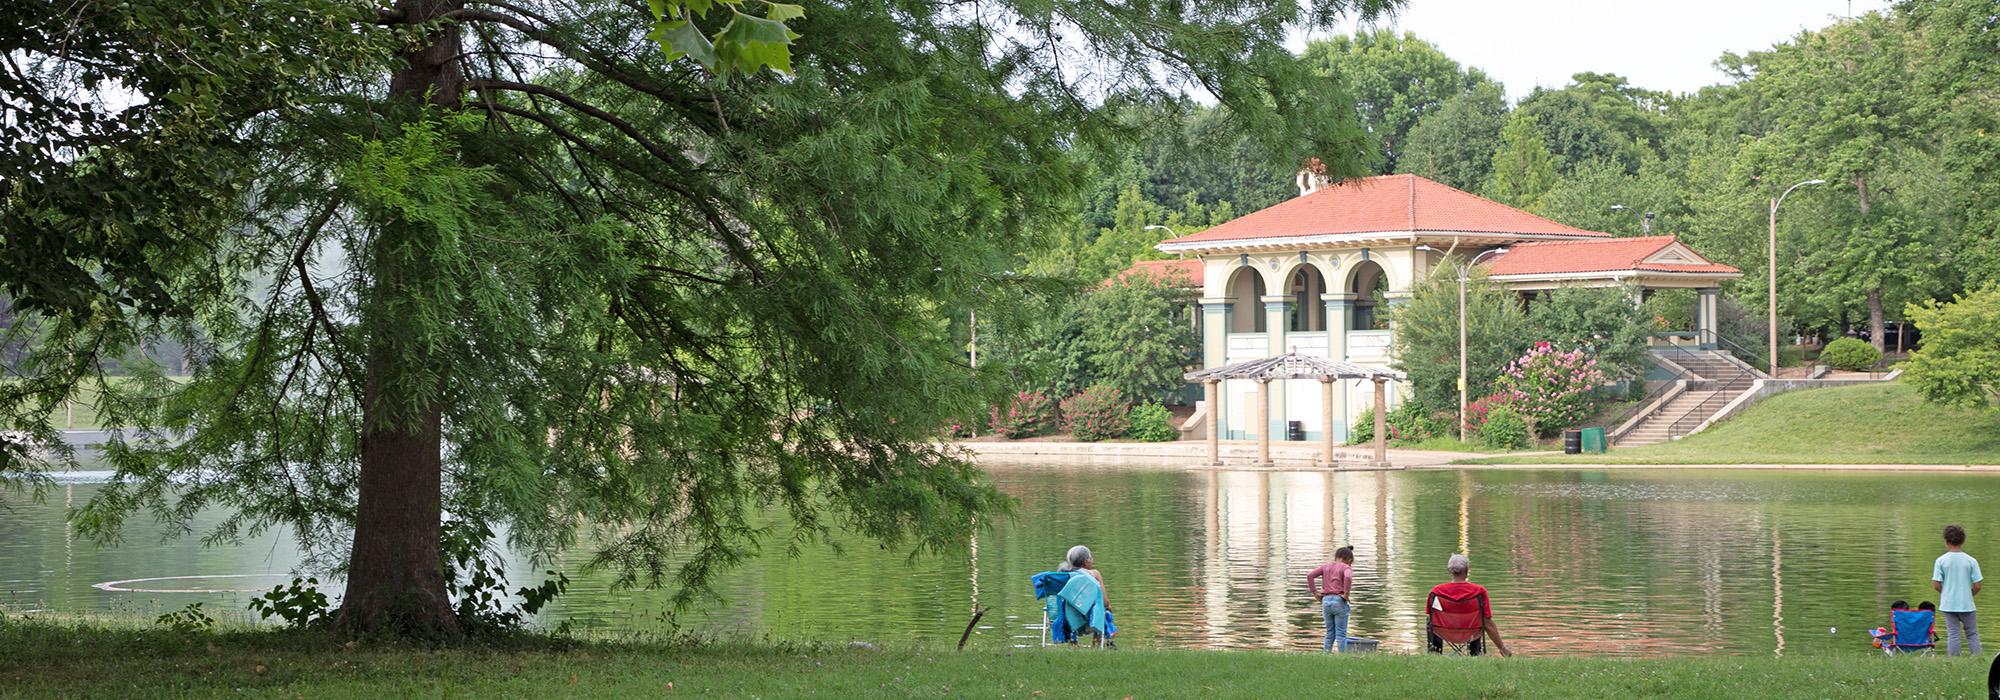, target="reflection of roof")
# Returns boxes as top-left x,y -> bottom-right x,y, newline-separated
1111,258 -> 1203,287
1159,174 -> 1606,246
1486,236 -> 1741,277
